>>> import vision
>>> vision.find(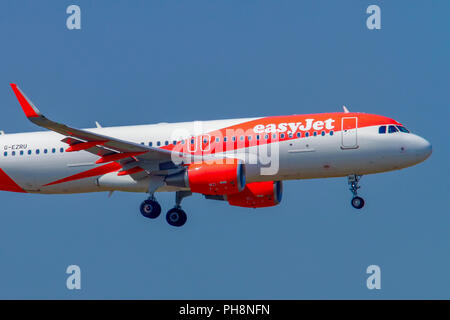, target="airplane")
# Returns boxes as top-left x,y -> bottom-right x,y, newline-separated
0,84 -> 432,227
